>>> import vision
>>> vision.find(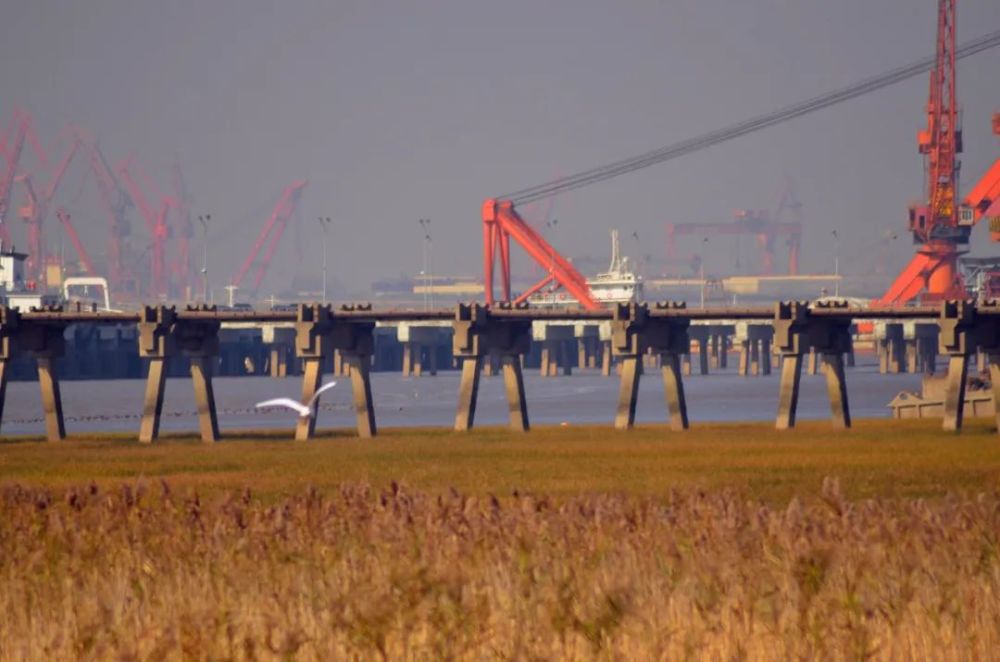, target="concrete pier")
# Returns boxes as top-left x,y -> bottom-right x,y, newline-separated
612,303 -> 689,431
453,304 -> 531,432
773,301 -> 852,430
735,323 -> 773,377
4,300 -> 1000,443
293,304 -> 376,439
137,305 -> 222,443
